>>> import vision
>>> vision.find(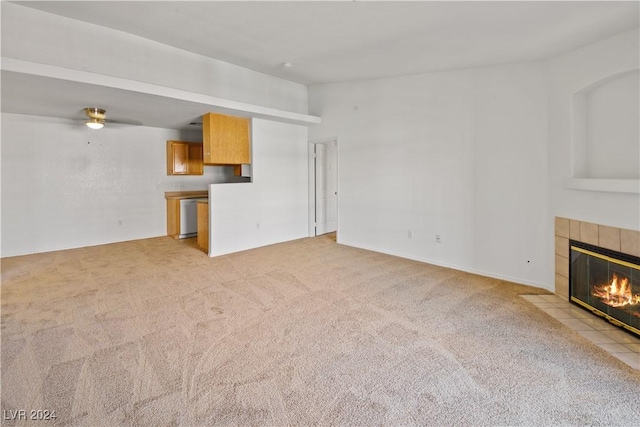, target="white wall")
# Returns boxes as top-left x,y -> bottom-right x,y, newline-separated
548,29 -> 640,229
1,113 -> 239,257
585,70 -> 639,179
309,62 -> 550,289
1,2 -> 308,114
208,119 -> 309,256
1,2 -> 314,258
